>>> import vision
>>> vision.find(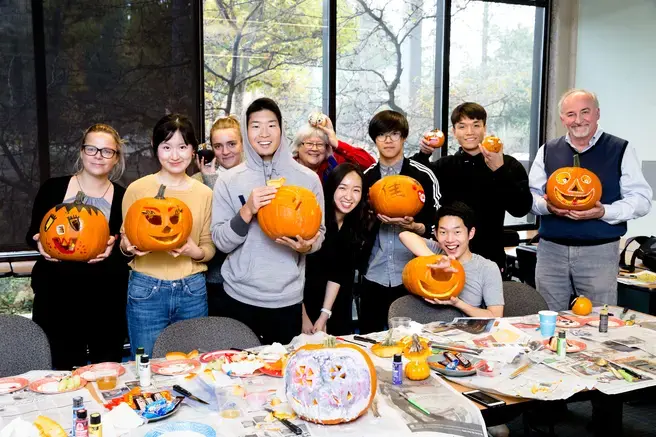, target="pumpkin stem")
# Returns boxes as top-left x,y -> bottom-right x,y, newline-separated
155,184 -> 167,199
323,336 -> 337,348
73,191 -> 87,204
573,154 -> 580,168
382,329 -> 396,346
